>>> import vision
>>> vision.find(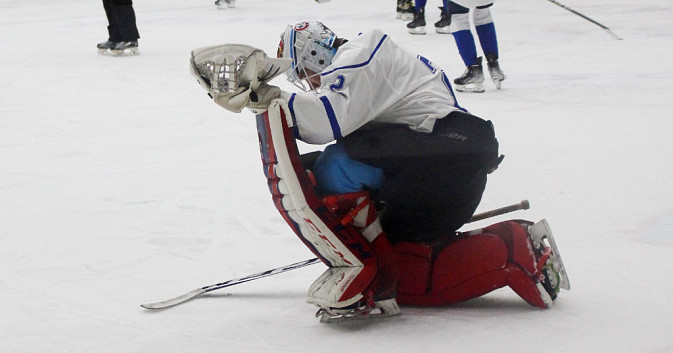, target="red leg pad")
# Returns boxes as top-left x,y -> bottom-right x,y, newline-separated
507,264 -> 549,309
393,242 -> 434,296
394,226 -> 549,308
482,221 -> 539,278
395,234 -> 510,306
